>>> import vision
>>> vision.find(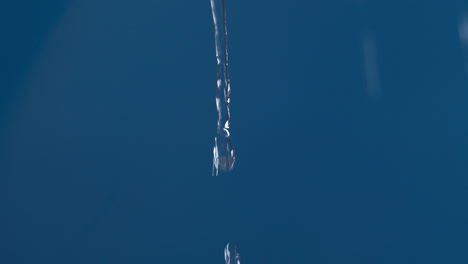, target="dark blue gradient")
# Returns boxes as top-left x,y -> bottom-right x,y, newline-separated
1,1 -> 467,263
